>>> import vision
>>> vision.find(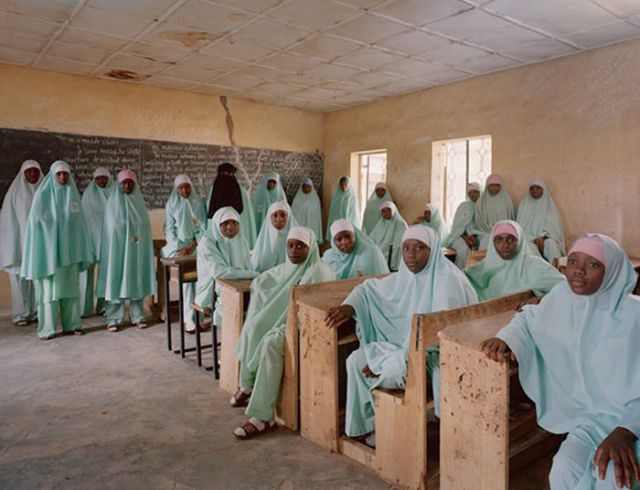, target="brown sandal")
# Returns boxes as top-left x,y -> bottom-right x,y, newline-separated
229,389 -> 251,408
233,419 -> 278,440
